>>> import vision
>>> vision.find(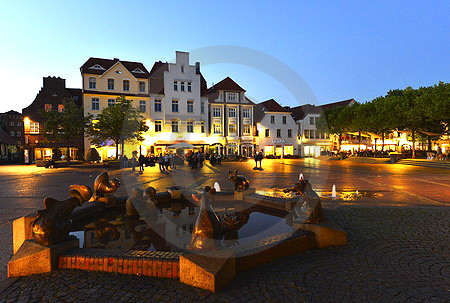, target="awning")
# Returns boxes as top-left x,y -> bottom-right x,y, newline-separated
167,142 -> 200,150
